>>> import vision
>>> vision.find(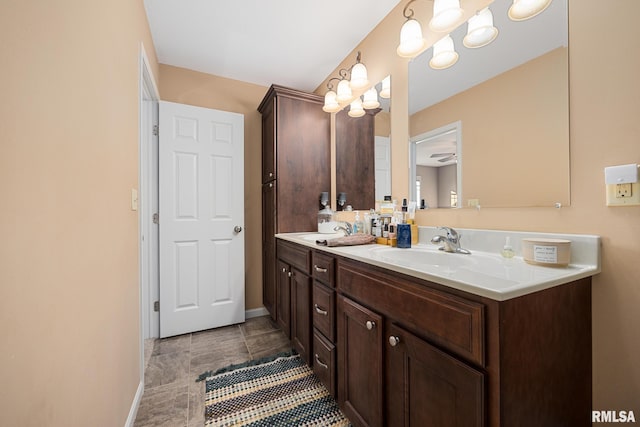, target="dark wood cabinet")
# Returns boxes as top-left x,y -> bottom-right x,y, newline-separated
275,238 -> 592,427
276,259 -> 291,337
335,108 -> 379,210
259,85 -> 330,322
386,323 -> 484,427
337,295 -> 384,427
291,268 -> 312,364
